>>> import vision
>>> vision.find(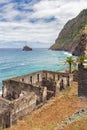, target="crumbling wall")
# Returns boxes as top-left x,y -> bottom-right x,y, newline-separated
2,80 -> 41,101
0,70 -> 74,129
0,93 -> 37,128
11,92 -> 36,124
78,64 -> 87,97
0,96 -> 11,128
11,71 -> 45,84
73,71 -> 78,82
68,74 -> 73,86
0,116 -> 2,129
2,71 -> 73,100
3,111 -> 11,128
